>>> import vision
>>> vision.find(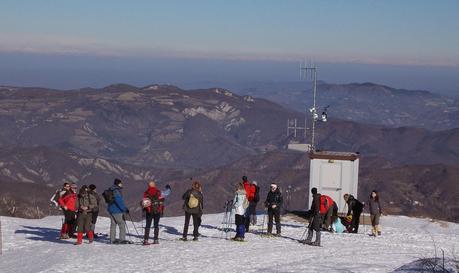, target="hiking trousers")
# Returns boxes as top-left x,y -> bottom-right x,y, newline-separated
183,212 -> 202,238
110,213 -> 126,242
145,212 -> 161,241
267,208 -> 281,234
77,212 -> 92,233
